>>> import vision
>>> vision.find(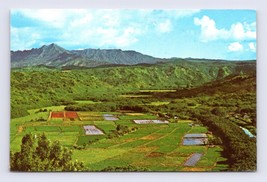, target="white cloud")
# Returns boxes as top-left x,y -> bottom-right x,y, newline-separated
12,9 -> 146,49
11,9 -> 200,50
11,26 -> 40,50
101,10 -> 120,27
194,15 -> 256,42
93,27 -> 140,47
230,23 -> 256,40
114,28 -> 140,47
194,15 -> 228,41
248,42 -> 256,52
173,10 -> 201,18
60,24 -> 142,48
156,19 -> 172,33
228,42 -> 243,52
136,9 -> 200,19
13,9 -> 70,28
70,14 -> 92,28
